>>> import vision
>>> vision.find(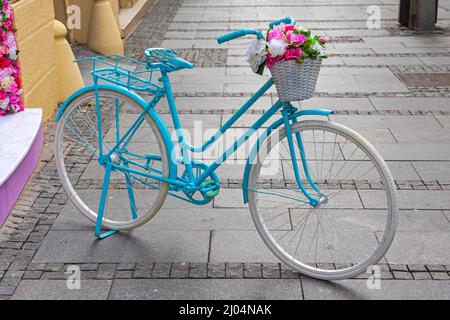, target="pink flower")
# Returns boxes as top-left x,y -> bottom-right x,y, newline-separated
283,48 -> 302,60
9,95 -> 20,105
0,58 -> 12,68
319,38 -> 326,44
268,27 -> 284,41
286,31 -> 307,45
266,54 -> 283,68
284,25 -> 294,32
